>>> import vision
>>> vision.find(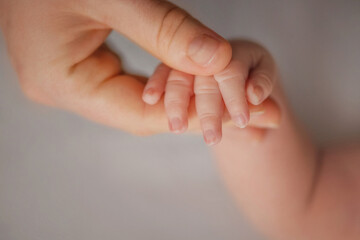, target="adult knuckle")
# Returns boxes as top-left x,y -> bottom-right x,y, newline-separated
156,4 -> 190,54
